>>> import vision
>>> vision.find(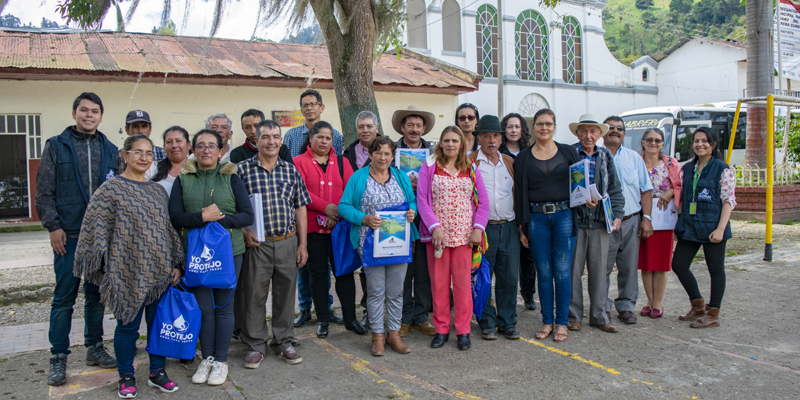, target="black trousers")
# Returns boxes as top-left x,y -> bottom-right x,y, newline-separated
308,233 -> 357,322
519,241 -> 537,301
671,239 -> 727,309
401,240 -> 432,325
